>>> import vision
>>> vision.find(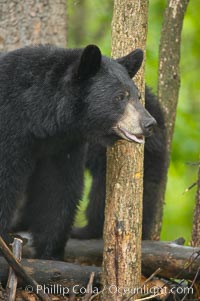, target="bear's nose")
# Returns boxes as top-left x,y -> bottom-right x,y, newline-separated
142,117 -> 157,136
